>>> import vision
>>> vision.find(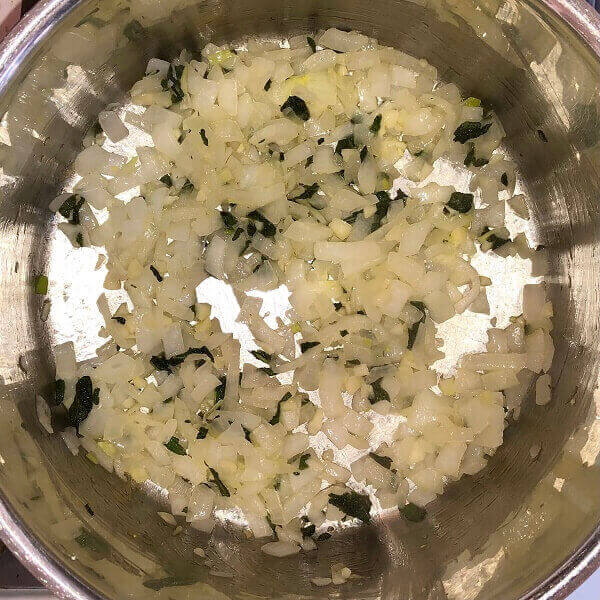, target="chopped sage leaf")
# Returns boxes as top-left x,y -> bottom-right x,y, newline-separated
200,129 -> 209,146
407,301 -> 426,349
446,192 -> 473,213
149,265 -> 163,282
300,341 -> 320,353
369,377 -> 390,404
369,452 -> 392,469
328,491 -> 371,523
281,95 -> 310,121
164,436 -> 186,455
369,114 -> 382,134
453,121 -> 491,144
208,466 -> 230,496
